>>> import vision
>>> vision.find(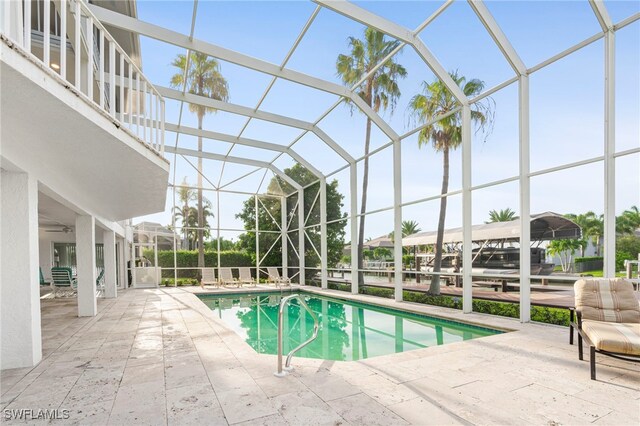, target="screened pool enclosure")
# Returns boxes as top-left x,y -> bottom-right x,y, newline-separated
104,0 -> 640,322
